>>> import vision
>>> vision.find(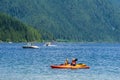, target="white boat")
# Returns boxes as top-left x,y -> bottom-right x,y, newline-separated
45,42 -> 51,46
44,42 -> 56,47
8,42 -> 12,44
22,43 -> 39,49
